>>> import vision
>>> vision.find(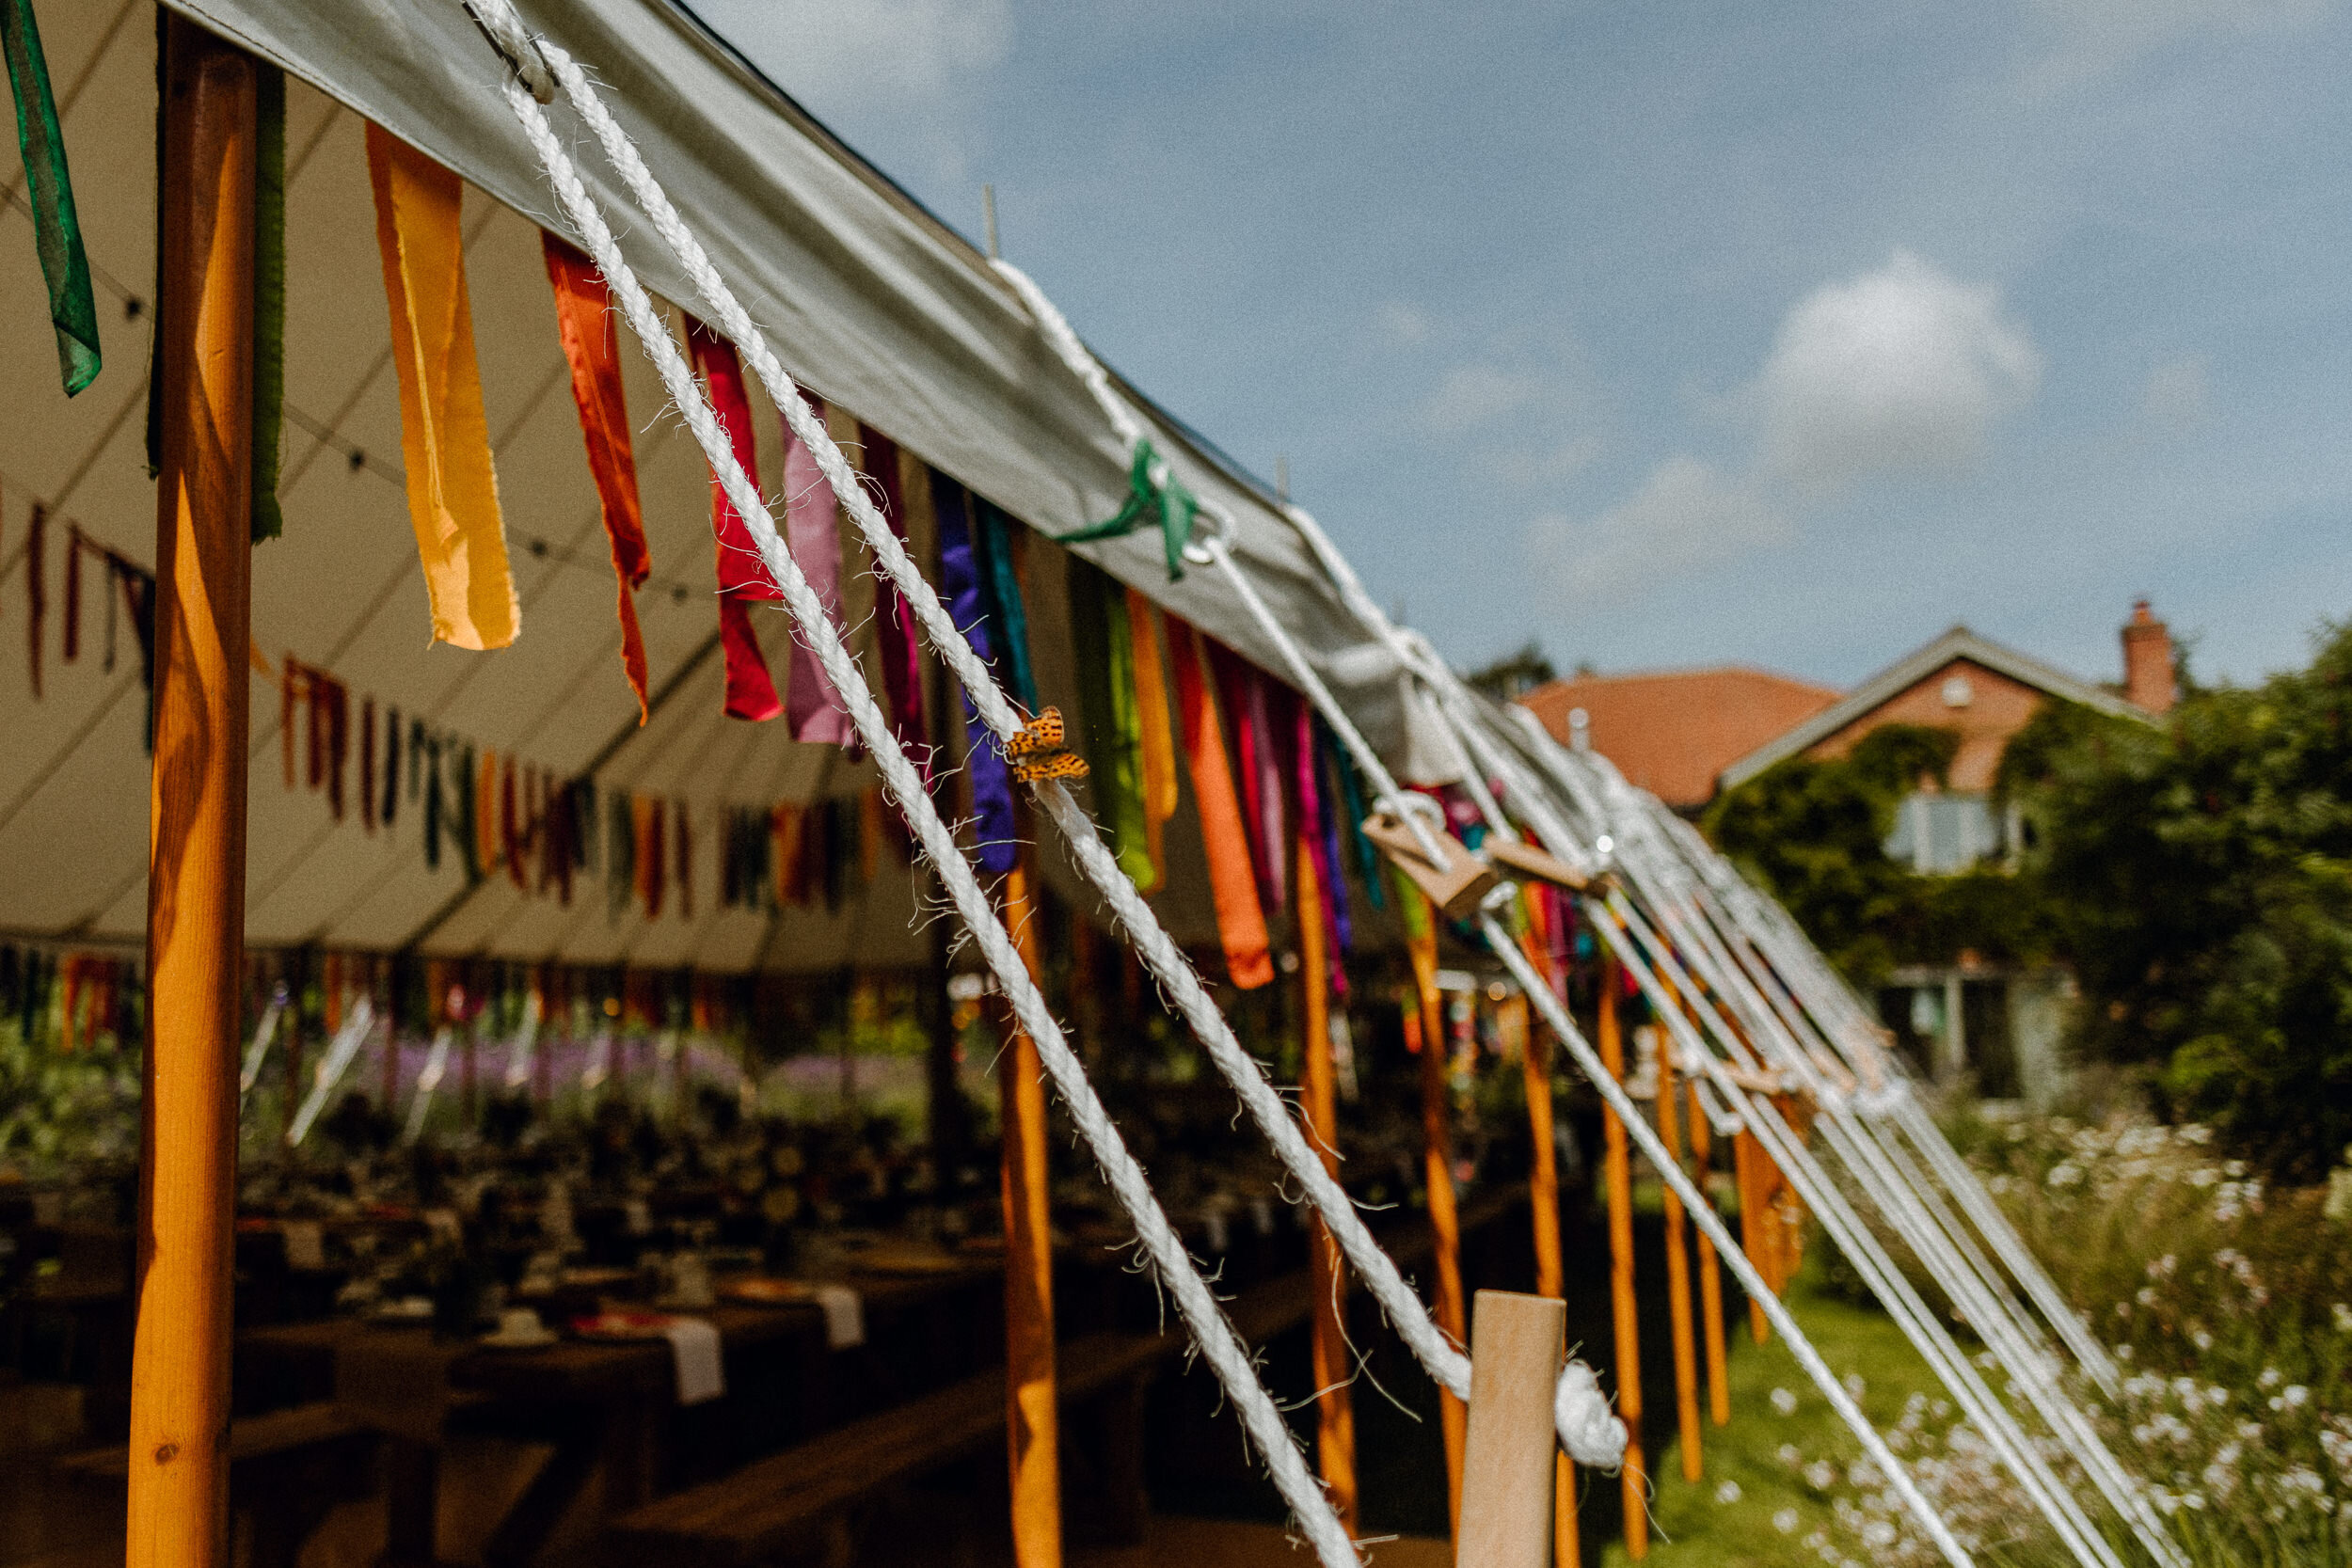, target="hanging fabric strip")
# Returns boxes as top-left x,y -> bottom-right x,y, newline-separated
1068,557 -> 1151,890
544,234 -> 651,720
360,696 -> 376,833
25,501 -> 42,698
60,526 -> 77,662
383,706 -> 400,829
1313,719 -> 1353,960
855,422 -> 926,767
476,749 -> 499,880
250,64 -> 285,541
1331,729 -> 1384,911
676,802 -> 692,920
365,124 -> 519,650
0,0 -> 99,394
1167,618 -> 1272,990
423,738 -> 444,870
683,319 -> 785,723
973,497 -> 1039,715
1124,589 -> 1179,890
1296,704 -> 1347,996
781,390 -> 852,742
932,473 -> 1017,874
